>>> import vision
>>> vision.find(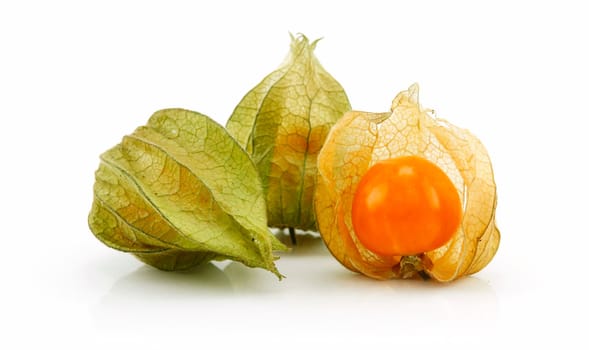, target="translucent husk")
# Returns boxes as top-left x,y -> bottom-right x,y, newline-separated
226,34 -> 351,231
315,84 -> 500,282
